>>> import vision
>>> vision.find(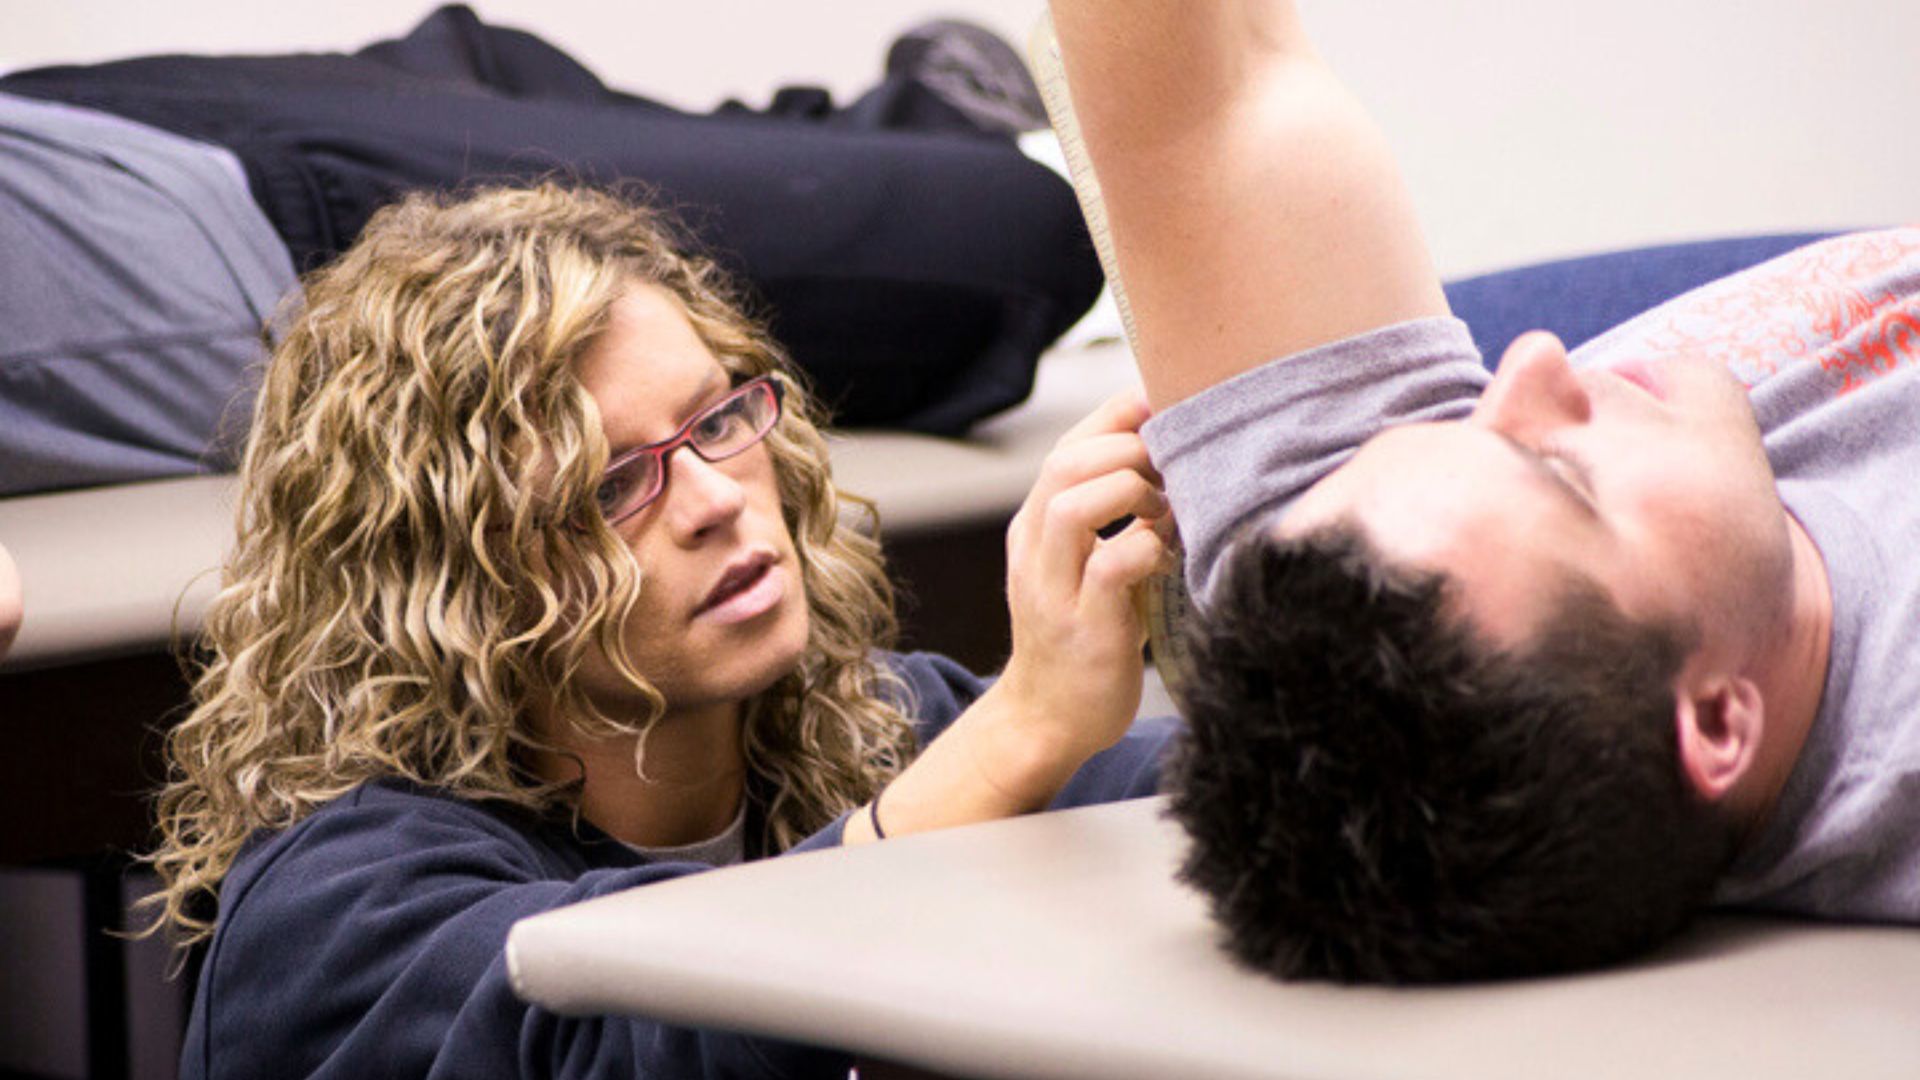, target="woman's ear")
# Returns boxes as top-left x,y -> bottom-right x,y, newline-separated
1674,675 -> 1765,803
